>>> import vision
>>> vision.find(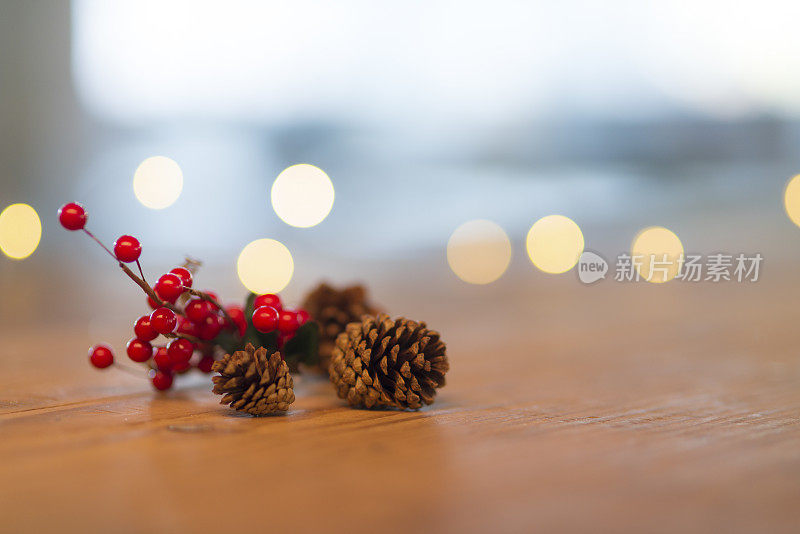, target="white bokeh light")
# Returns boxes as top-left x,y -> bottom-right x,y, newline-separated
133,156 -> 184,209
447,220 -> 511,285
237,239 -> 294,294
0,204 -> 42,260
271,164 -> 334,228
